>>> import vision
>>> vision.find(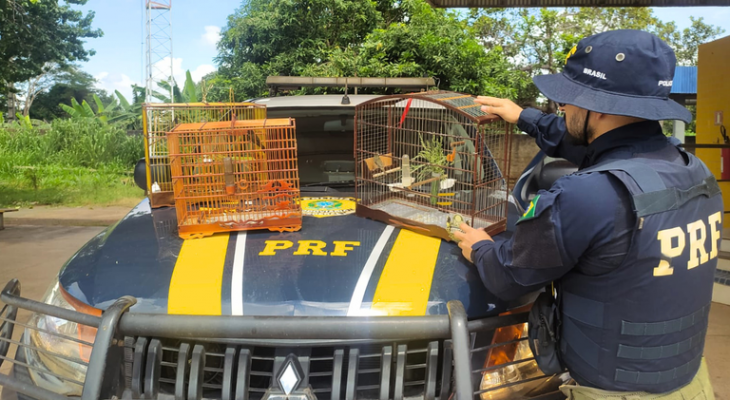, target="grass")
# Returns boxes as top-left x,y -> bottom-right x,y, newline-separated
0,166 -> 144,208
0,119 -> 145,208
